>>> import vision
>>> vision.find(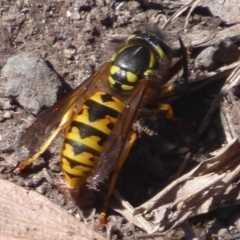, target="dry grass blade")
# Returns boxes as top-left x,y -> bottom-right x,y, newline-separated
198,62 -> 240,135
162,0 -> 201,30
159,61 -> 240,103
110,190 -> 156,233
